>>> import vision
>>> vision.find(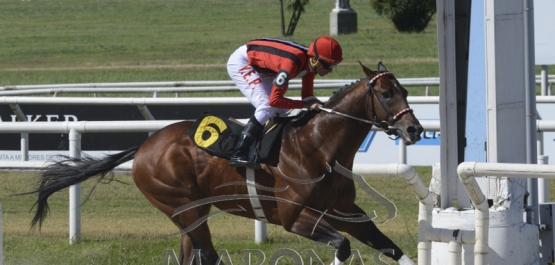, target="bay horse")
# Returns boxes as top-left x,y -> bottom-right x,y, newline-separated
27,62 -> 422,265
